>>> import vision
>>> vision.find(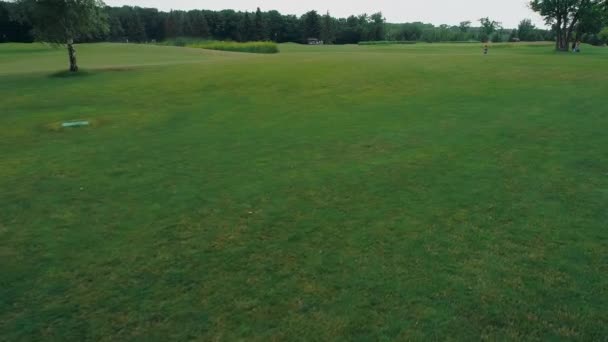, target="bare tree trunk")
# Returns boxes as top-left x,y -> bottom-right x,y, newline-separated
557,22 -> 571,51
67,39 -> 78,72
555,19 -> 562,51
557,0 -> 586,52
